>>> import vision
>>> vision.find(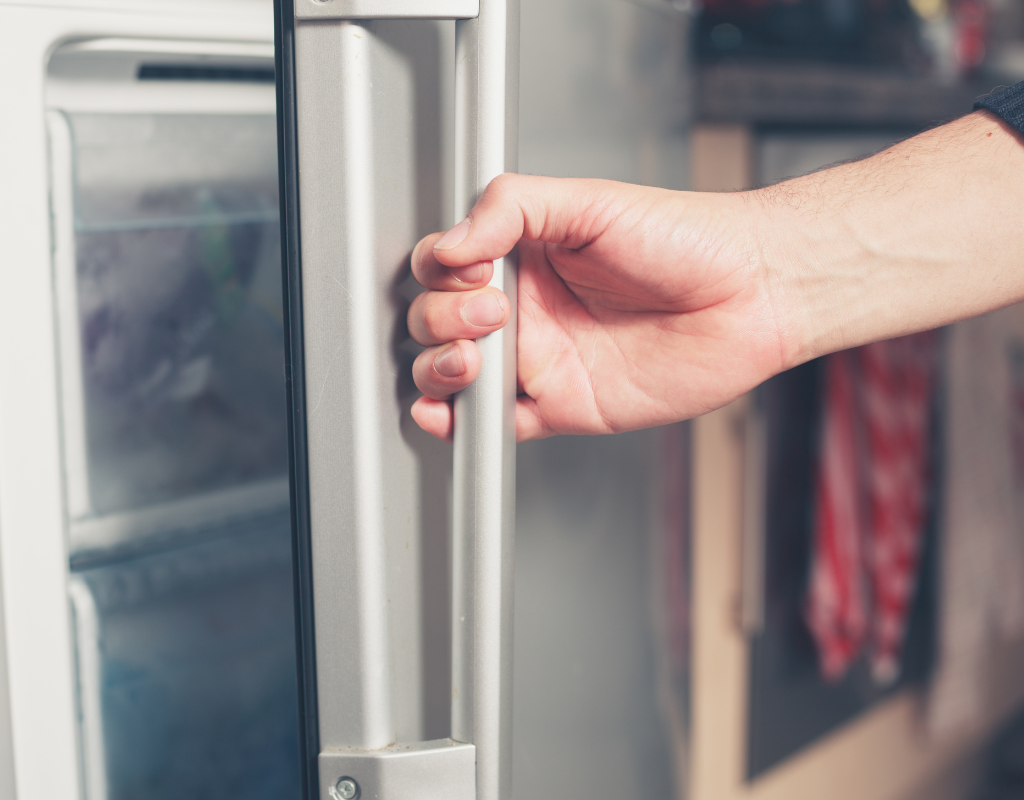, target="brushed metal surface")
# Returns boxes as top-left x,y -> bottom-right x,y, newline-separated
296,21 -> 393,751
294,18 -> 454,754
295,0 -> 477,19
294,5 -> 517,797
450,2 -> 519,800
